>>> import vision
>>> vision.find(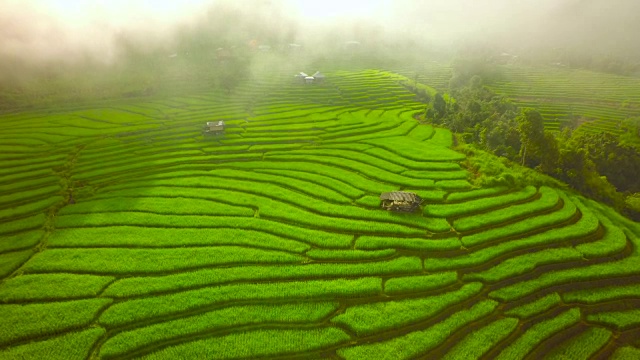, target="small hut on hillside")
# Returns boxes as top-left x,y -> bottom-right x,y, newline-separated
294,71 -> 325,85
205,121 -> 225,134
312,71 -> 325,83
295,72 -> 308,83
380,191 -> 423,212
